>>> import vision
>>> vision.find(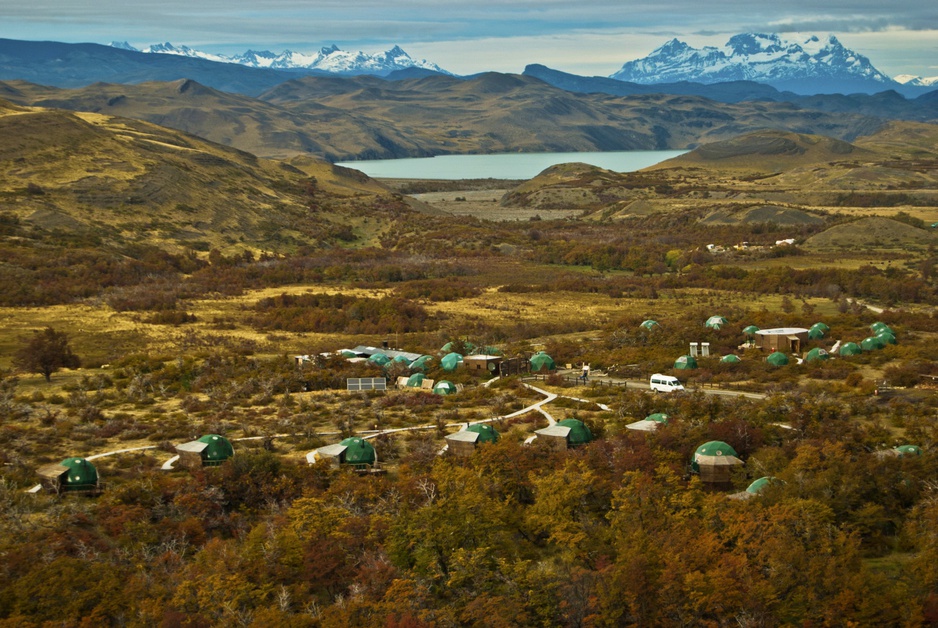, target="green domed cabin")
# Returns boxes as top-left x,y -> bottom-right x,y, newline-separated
860,336 -> 886,351
721,354 -> 741,364
534,418 -> 593,451
839,342 -> 862,357
433,380 -> 458,395
705,315 -> 728,330
176,434 -> 235,469
766,351 -> 789,367
440,352 -> 464,372
640,319 -> 660,331
446,423 -> 500,457
674,355 -> 698,370
805,347 -> 830,362
529,351 -> 556,373
626,412 -> 669,432
37,457 -> 100,494
310,437 -> 377,470
692,440 -> 744,484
